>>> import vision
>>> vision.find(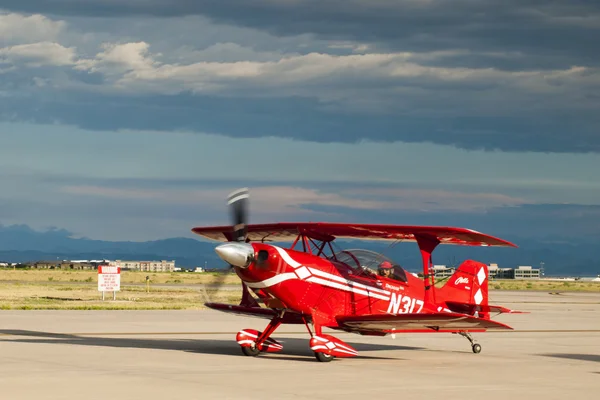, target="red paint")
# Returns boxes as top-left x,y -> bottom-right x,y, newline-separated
193,222 -> 524,362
